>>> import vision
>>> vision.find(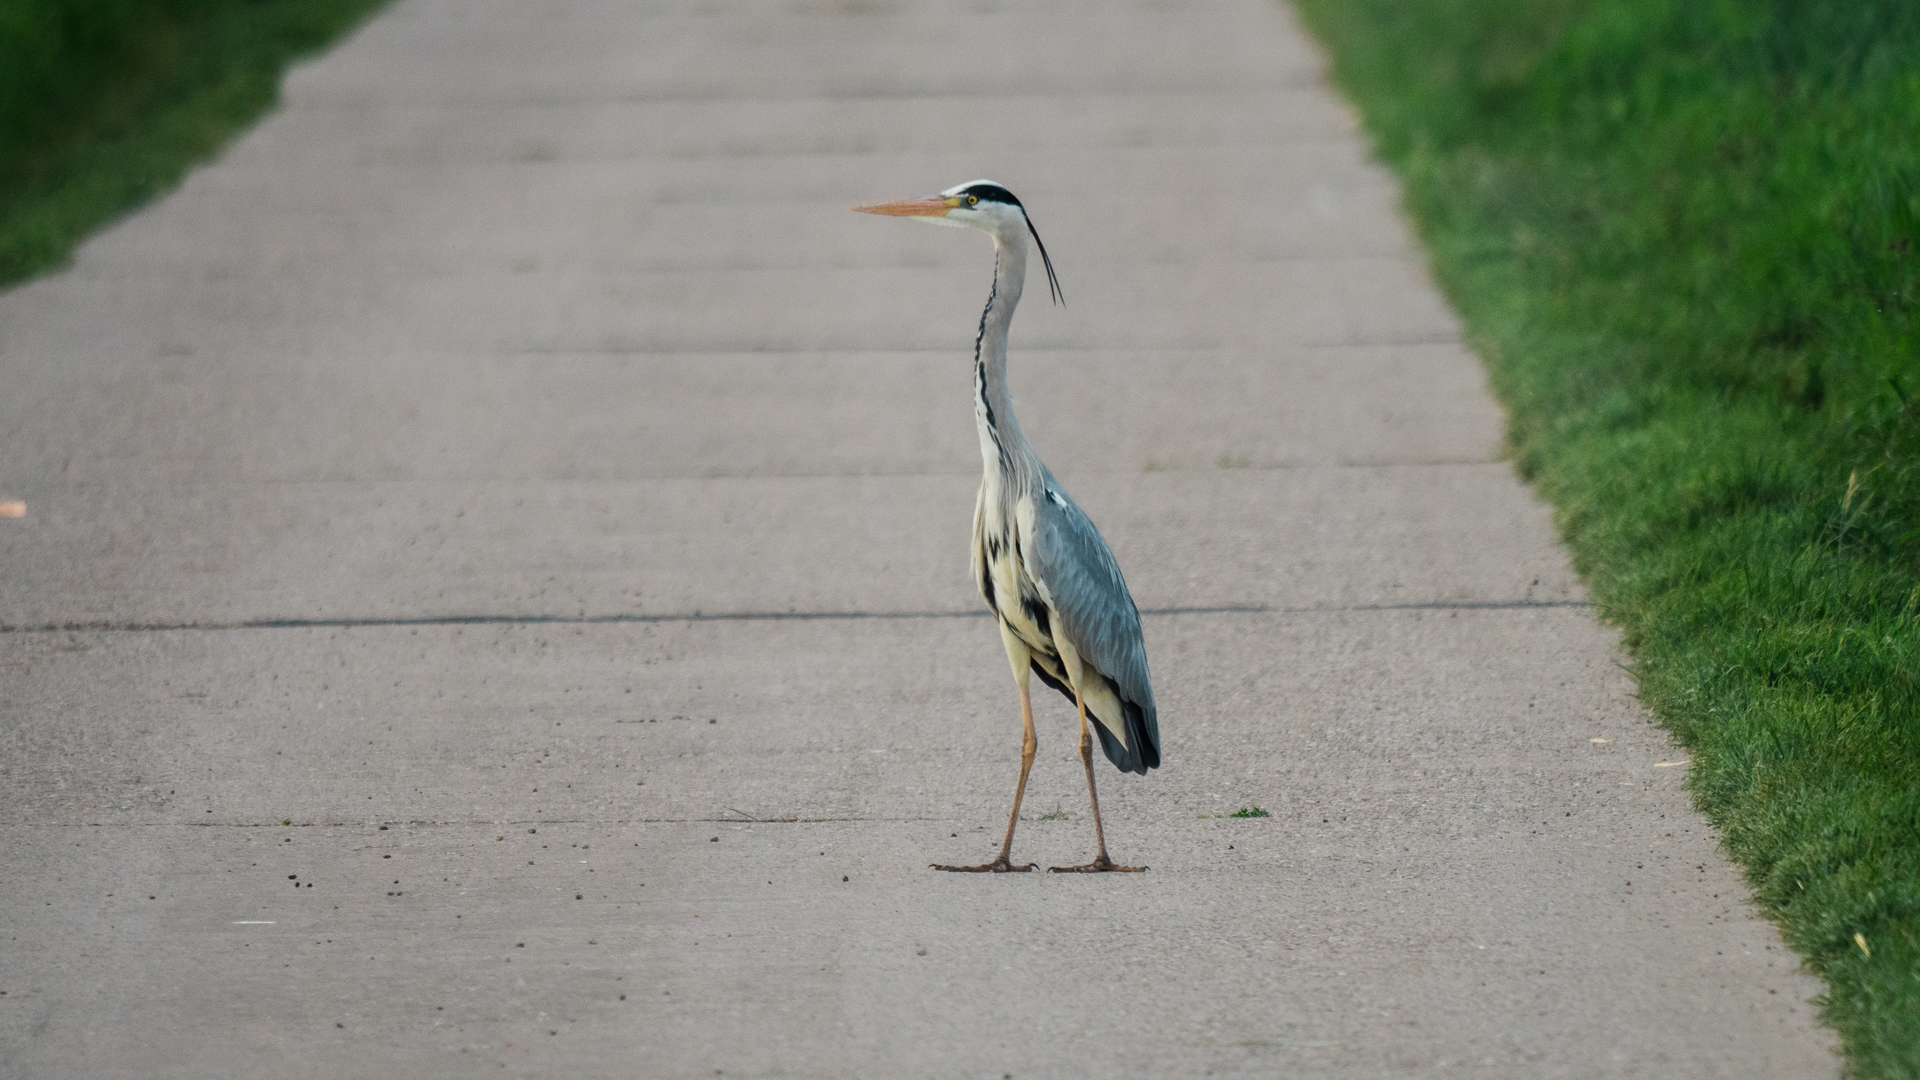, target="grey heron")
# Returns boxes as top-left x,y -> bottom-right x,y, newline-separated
854,181 -> 1159,874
